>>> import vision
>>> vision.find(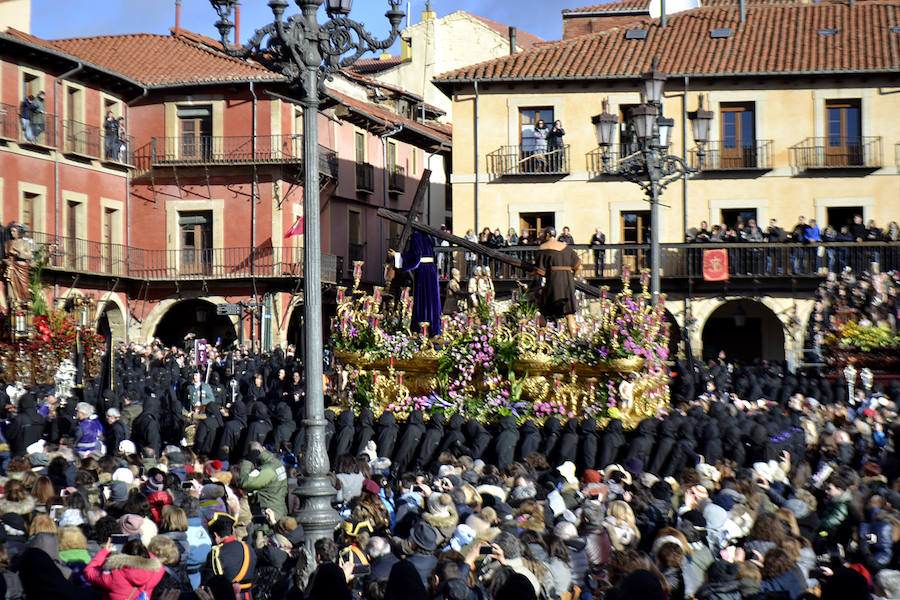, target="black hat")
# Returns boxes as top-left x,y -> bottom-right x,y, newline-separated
411,521 -> 438,553
706,560 -> 738,583
651,481 -> 673,501
681,510 -> 706,529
